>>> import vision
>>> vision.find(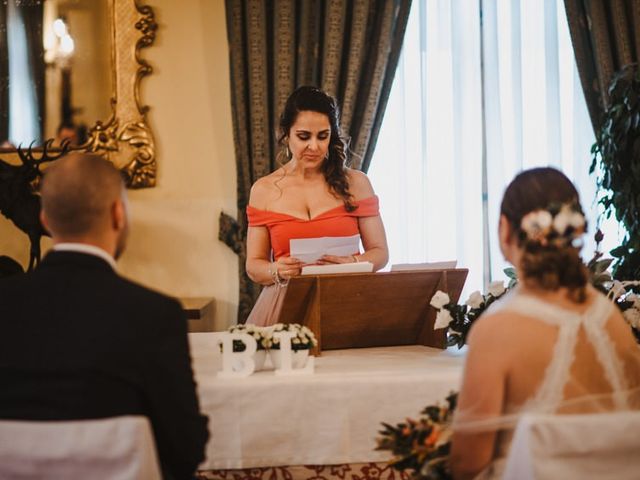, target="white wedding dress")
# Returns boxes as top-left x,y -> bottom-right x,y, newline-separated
459,289 -> 640,479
